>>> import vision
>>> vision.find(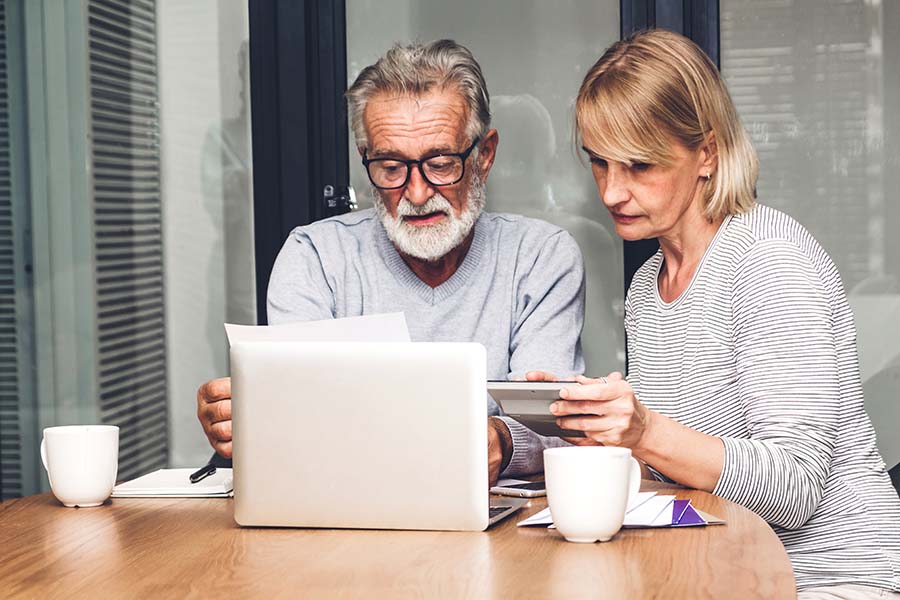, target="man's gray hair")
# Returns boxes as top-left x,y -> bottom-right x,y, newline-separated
346,39 -> 491,147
